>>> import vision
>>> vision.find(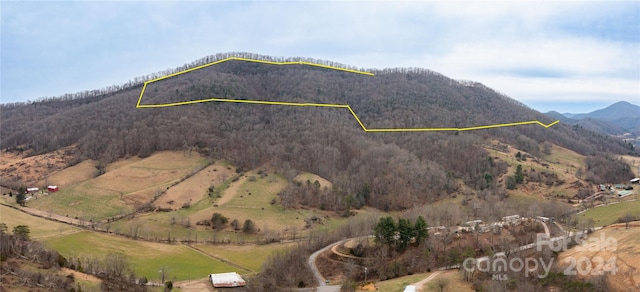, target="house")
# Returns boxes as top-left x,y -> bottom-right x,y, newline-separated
537,216 -> 550,223
502,215 -> 521,225
47,185 -> 59,192
26,187 -> 39,193
209,272 -> 245,288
